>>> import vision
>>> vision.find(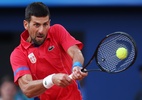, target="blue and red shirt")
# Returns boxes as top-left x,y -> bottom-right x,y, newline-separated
10,24 -> 83,100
